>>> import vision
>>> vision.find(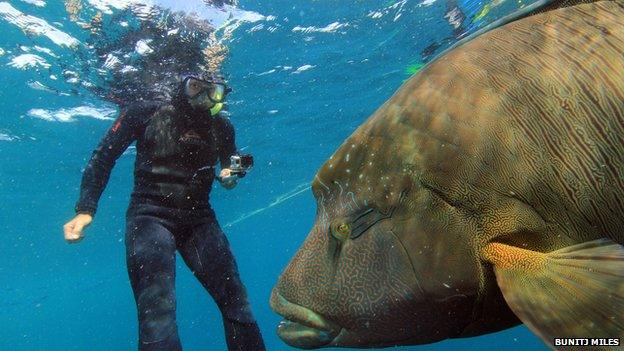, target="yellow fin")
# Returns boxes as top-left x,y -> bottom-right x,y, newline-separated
482,239 -> 624,350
